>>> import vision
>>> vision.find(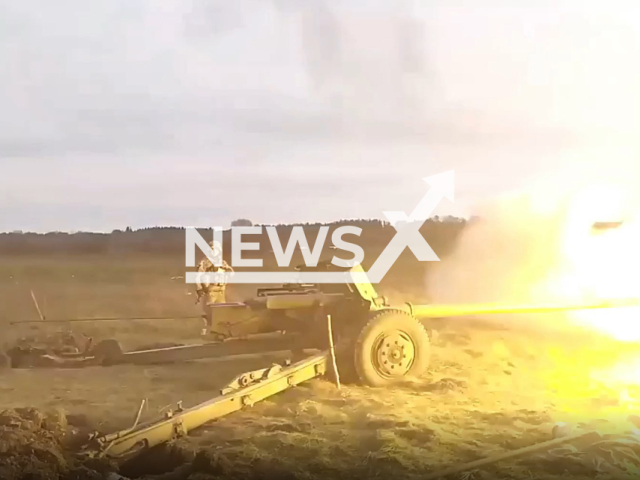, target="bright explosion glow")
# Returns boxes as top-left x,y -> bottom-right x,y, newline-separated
546,183 -> 640,342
